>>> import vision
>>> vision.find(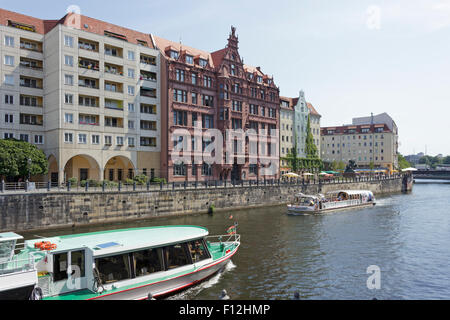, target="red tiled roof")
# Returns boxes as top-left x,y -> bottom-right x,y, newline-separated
153,35 -> 213,66
307,102 -> 321,117
0,9 -> 155,48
